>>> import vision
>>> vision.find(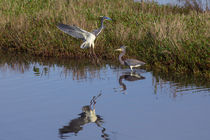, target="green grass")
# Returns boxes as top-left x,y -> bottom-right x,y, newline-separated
0,0 -> 209,78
